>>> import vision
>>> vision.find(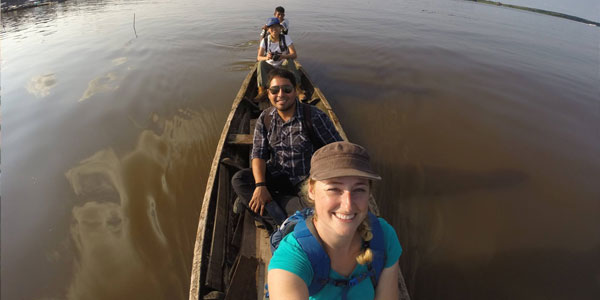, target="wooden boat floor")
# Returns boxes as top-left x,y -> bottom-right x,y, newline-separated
256,225 -> 271,300
238,211 -> 272,300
